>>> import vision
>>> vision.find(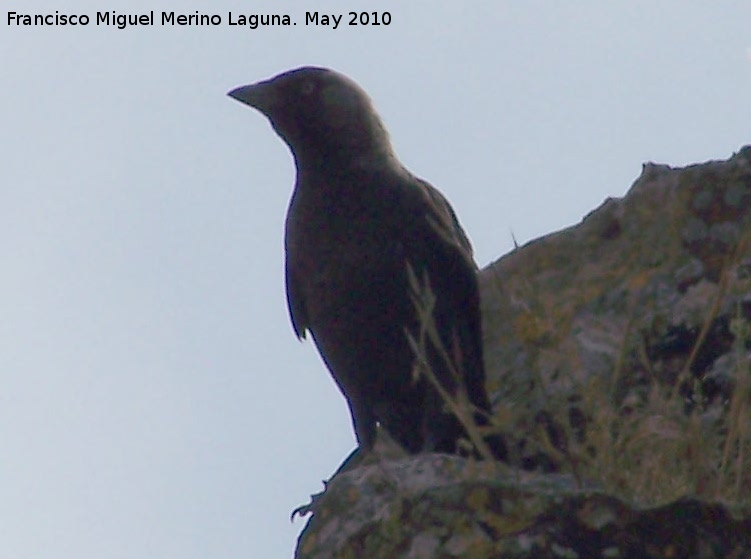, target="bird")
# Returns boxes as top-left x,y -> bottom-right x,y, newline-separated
228,67 -> 502,458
